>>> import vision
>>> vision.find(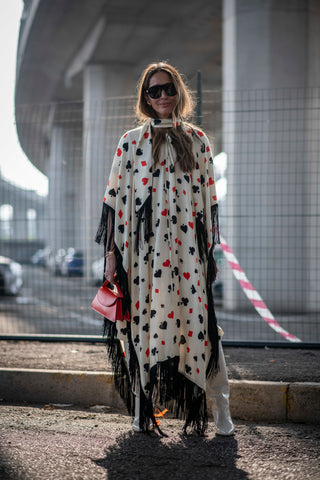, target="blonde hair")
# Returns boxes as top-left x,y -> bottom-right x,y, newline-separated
136,61 -> 195,123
